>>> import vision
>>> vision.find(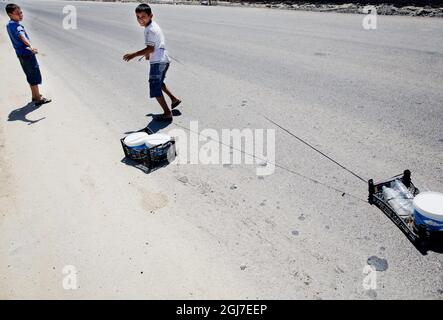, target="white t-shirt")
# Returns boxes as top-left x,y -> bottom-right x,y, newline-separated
144,21 -> 171,64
